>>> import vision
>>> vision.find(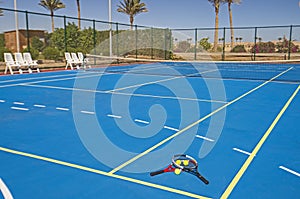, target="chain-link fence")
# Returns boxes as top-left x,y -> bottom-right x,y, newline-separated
1,7 -> 299,64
